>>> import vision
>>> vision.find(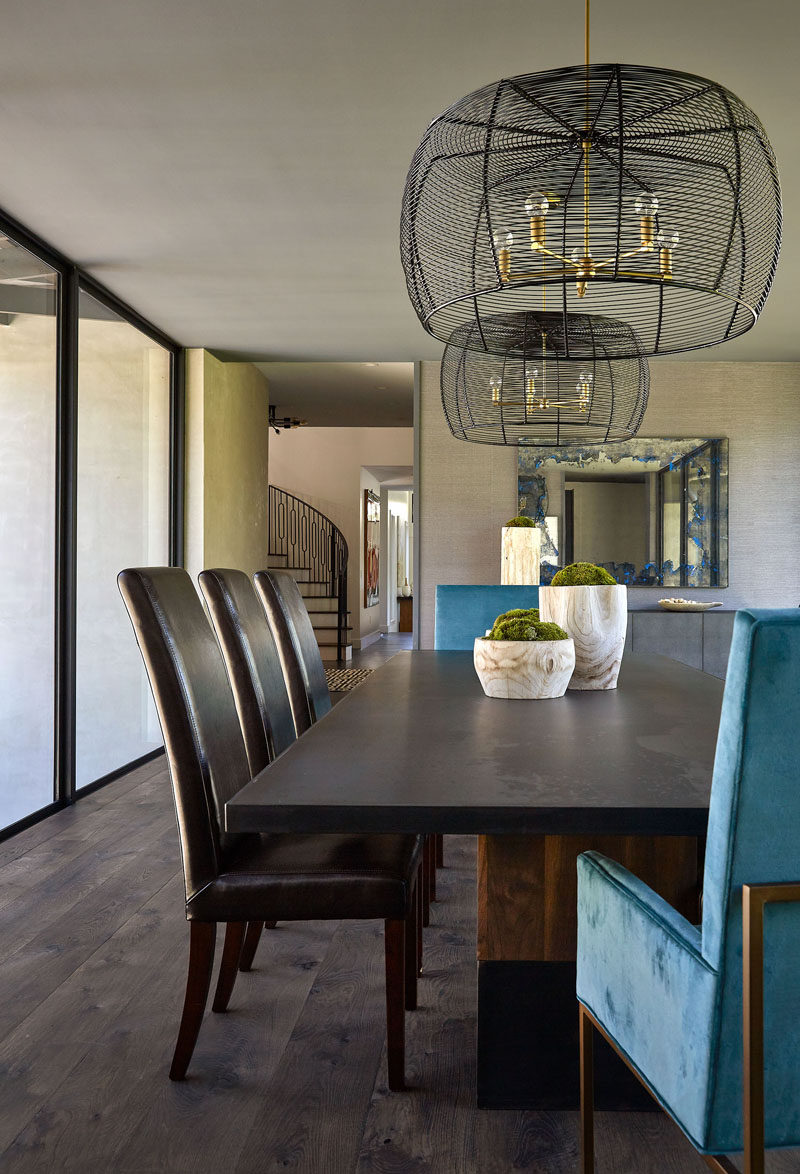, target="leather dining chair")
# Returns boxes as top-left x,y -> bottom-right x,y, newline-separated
199,566 -> 424,978
118,567 -> 423,1090
253,568 -> 331,737
255,568 -> 439,917
576,609 -> 800,1173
